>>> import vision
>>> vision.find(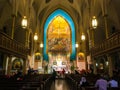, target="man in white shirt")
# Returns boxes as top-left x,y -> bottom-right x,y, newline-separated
108,77 -> 118,87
